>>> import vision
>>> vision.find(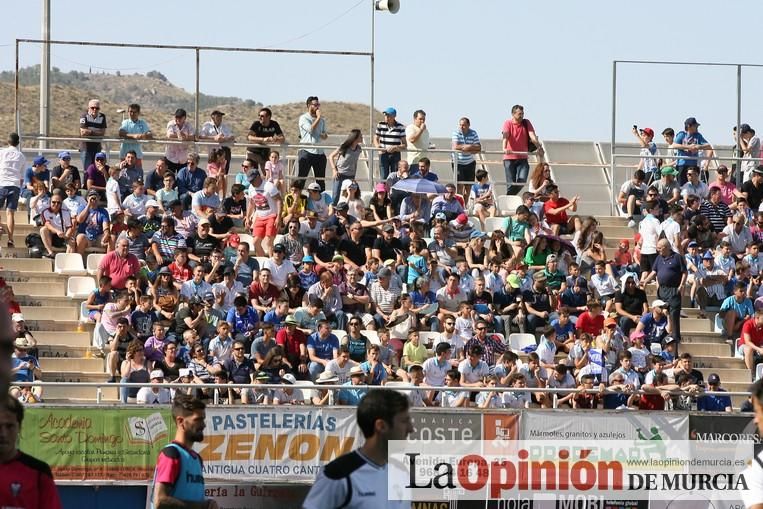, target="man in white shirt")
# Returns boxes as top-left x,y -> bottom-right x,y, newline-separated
432,317 -> 465,365
262,244 -> 296,290
638,199 -> 661,284
405,109 -> 429,166
422,343 -> 451,389
212,266 -> 246,313
136,370 -> 172,404
680,167 -> 709,201
0,133 -> 26,248
247,169 -> 281,256
198,110 -> 235,174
